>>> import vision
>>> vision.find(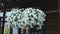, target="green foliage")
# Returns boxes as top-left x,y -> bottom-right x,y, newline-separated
0,0 -> 3,3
